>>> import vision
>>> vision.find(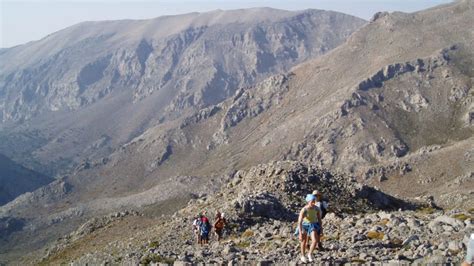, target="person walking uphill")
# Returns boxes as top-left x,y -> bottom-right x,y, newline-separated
192,215 -> 201,244
297,194 -> 323,263
199,211 -> 212,245
214,211 -> 226,242
313,190 -> 328,250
